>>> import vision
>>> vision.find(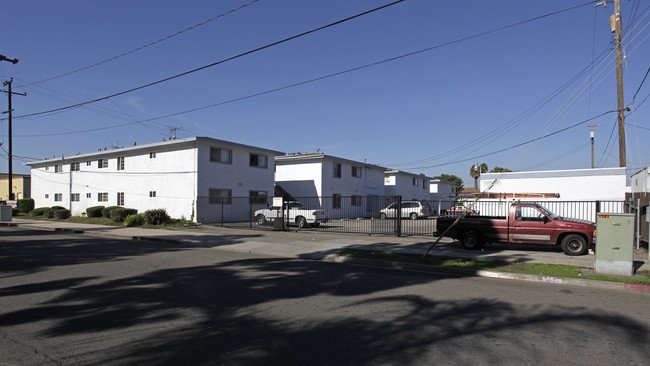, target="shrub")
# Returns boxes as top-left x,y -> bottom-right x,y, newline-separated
31,207 -> 50,217
86,205 -> 105,218
17,198 -> 35,213
110,208 -> 138,223
143,209 -> 171,225
45,209 -> 55,218
124,213 -> 145,227
102,206 -> 121,218
12,208 -> 20,216
53,209 -> 71,220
